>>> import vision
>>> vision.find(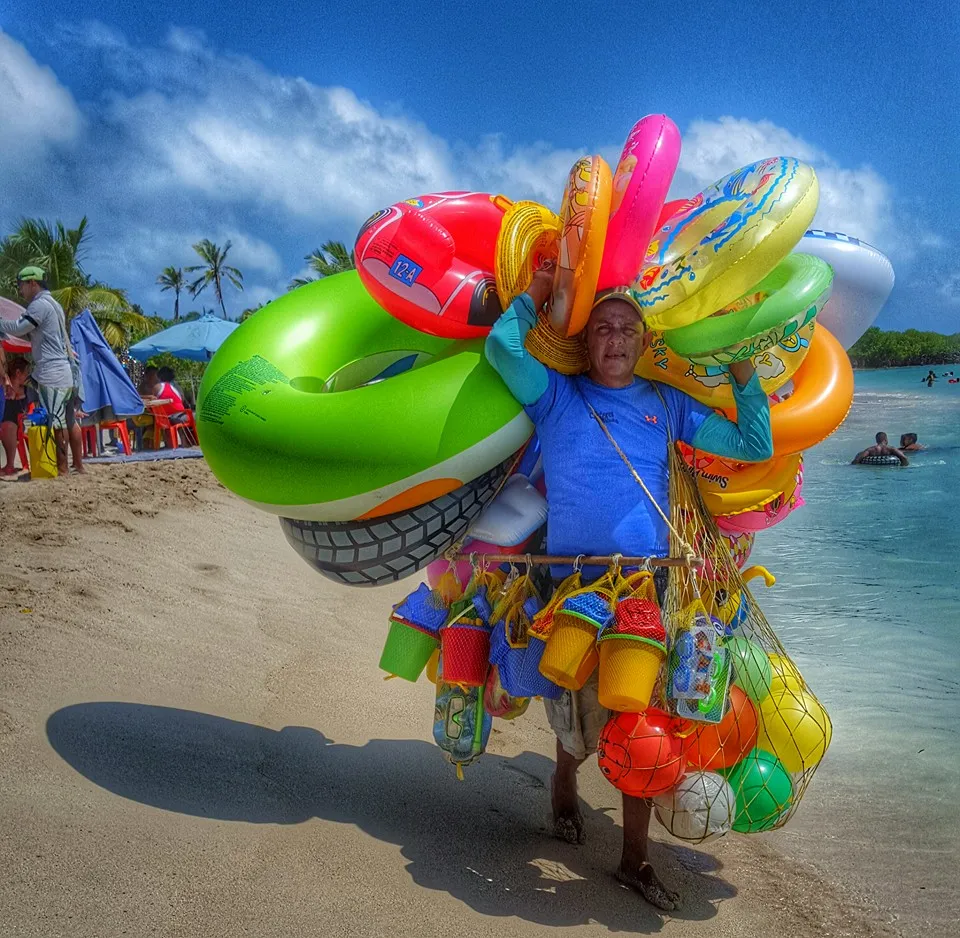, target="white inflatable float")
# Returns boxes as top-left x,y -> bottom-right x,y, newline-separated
795,230 -> 895,350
